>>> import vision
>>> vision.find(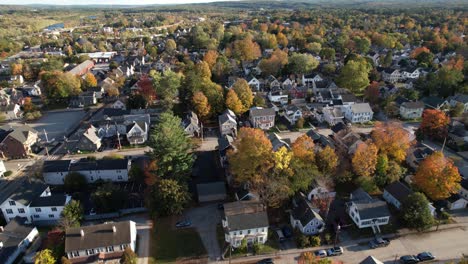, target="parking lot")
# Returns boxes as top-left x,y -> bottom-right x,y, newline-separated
28,109 -> 86,142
